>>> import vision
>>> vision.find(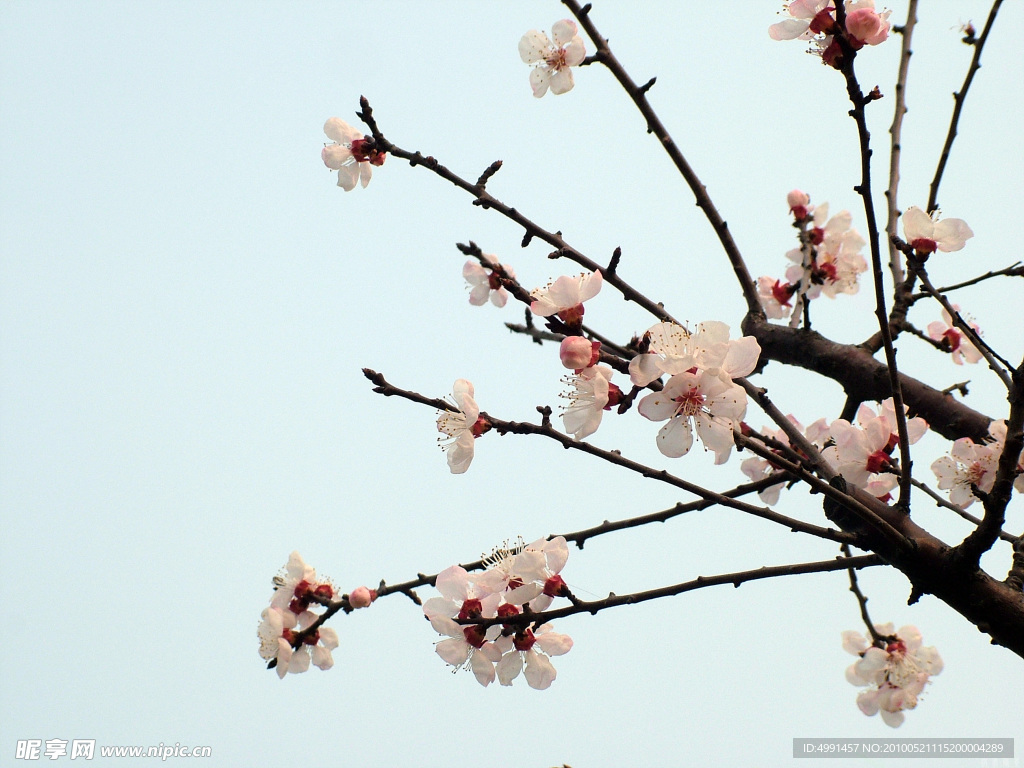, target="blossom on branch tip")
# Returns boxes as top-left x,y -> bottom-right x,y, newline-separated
463,256 -> 514,307
530,270 -> 603,327
901,206 -> 973,255
348,586 -> 376,609
321,118 -> 383,191
519,20 -> 586,98
436,379 -> 488,474
843,624 -> 943,727
927,306 -> 982,365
